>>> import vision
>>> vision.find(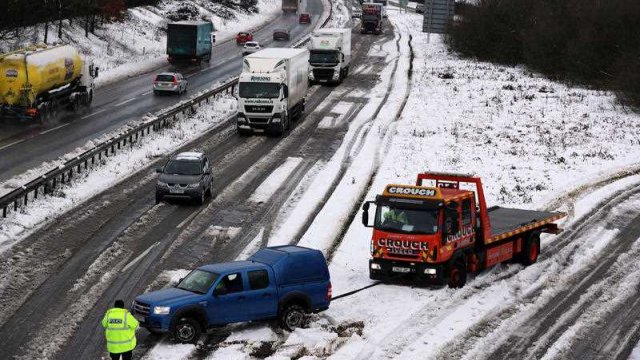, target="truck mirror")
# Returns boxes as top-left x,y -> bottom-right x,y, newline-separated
94,66 -> 99,78
156,167 -> 163,173
362,201 -> 373,227
282,85 -> 289,98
